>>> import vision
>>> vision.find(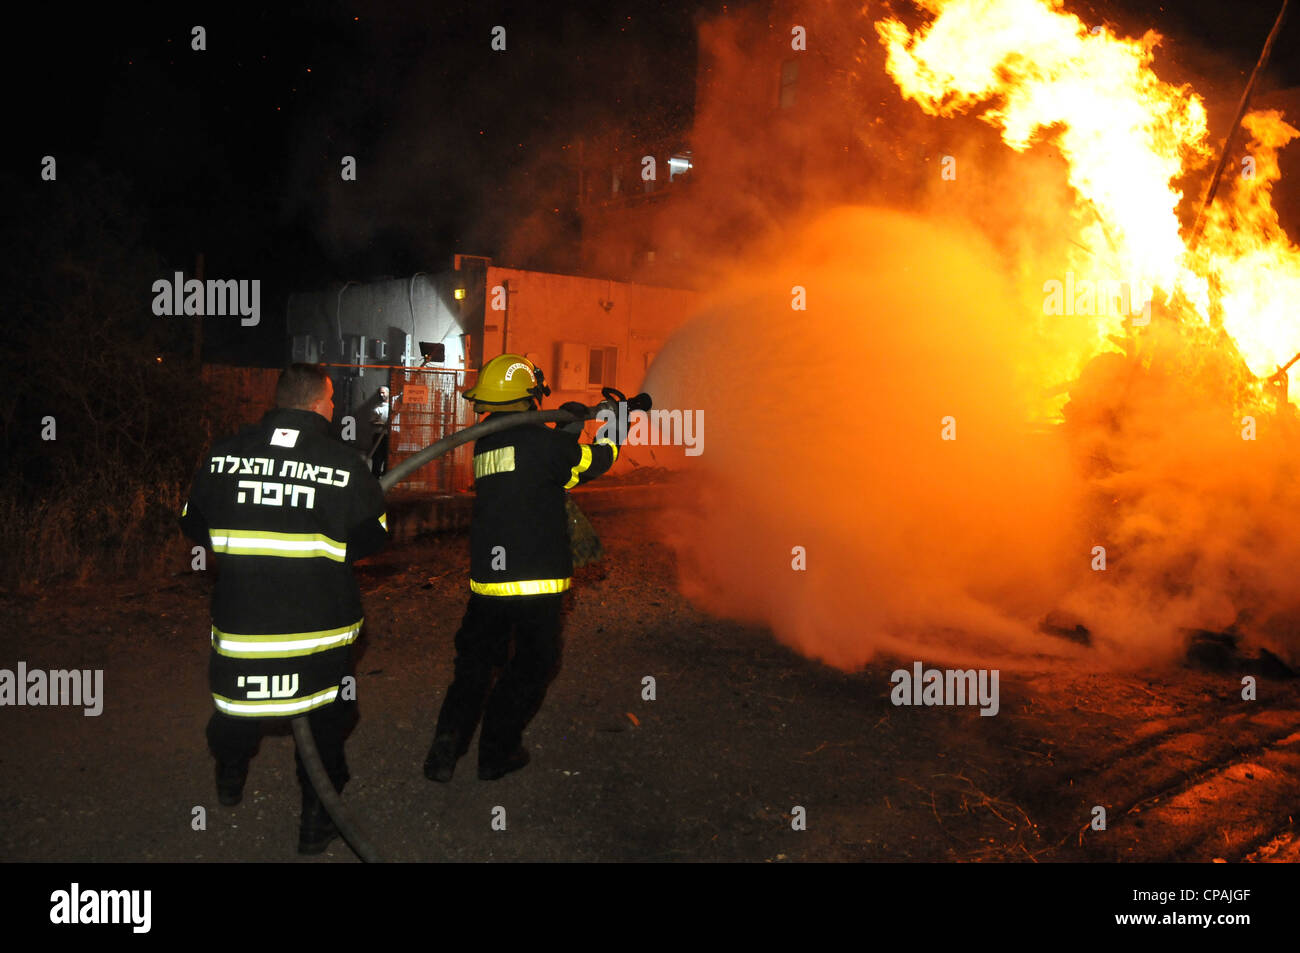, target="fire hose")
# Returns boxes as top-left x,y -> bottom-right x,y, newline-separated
293,386 -> 652,862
